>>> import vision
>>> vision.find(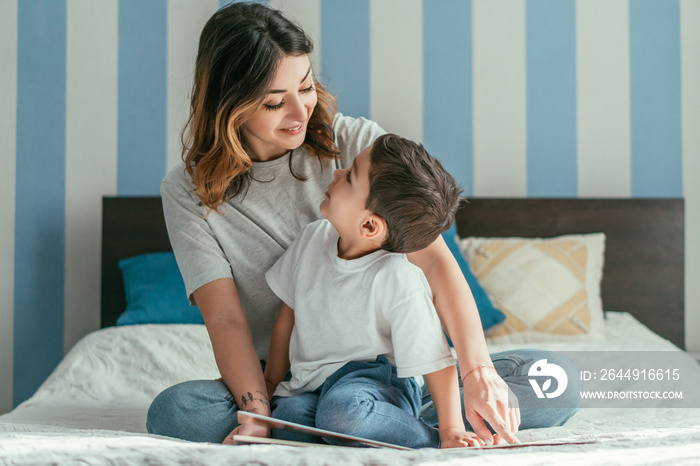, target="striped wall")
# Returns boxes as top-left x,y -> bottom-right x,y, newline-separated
1,0 -> 698,413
